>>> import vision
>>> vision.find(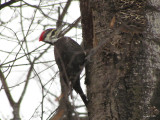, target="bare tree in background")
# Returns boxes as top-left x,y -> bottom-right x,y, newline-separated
0,0 -> 87,120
